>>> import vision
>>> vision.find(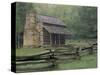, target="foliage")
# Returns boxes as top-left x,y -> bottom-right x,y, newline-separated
74,7 -> 97,38
16,2 -> 35,32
